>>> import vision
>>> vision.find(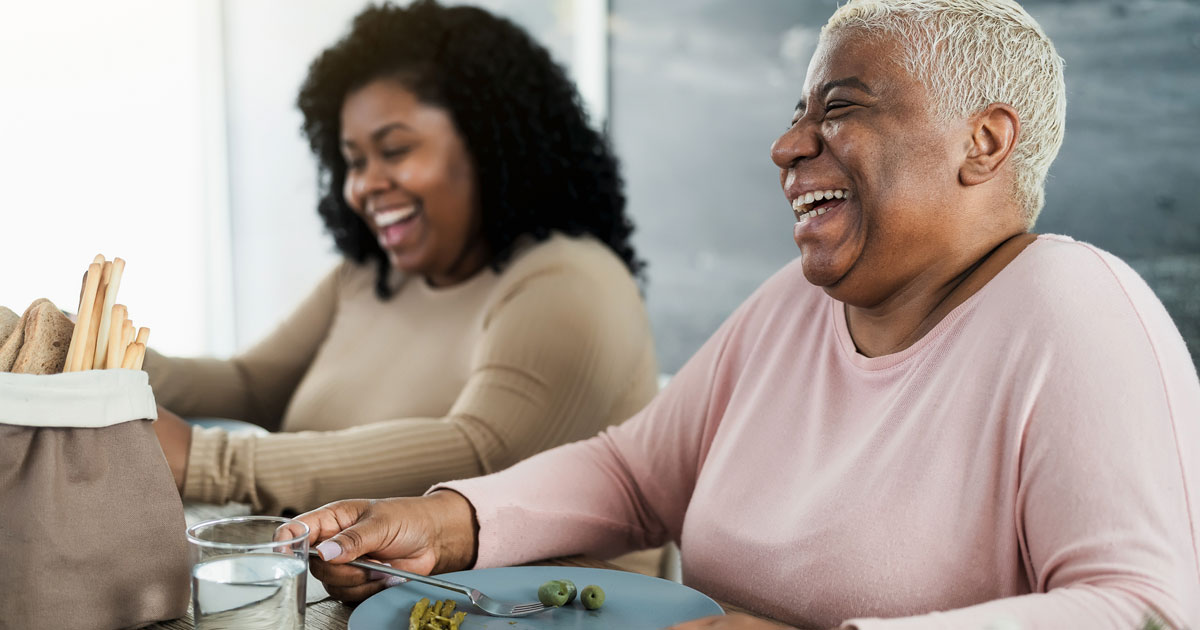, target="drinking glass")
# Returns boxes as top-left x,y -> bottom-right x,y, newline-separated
186,516 -> 309,630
